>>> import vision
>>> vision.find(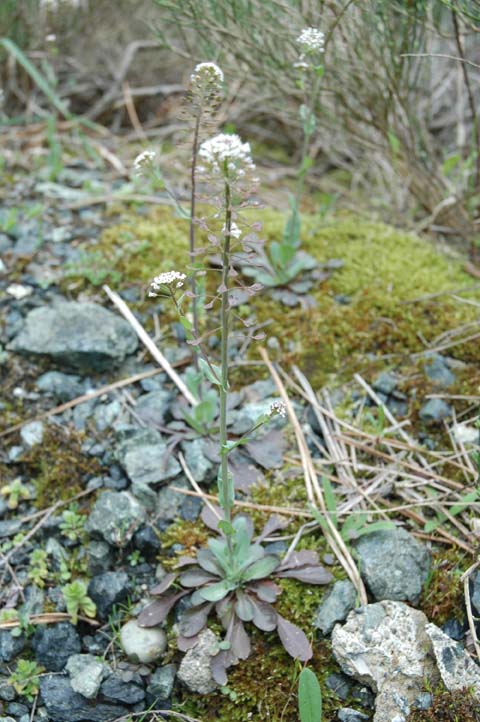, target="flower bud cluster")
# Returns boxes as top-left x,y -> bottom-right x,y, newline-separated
190,62 -> 224,89
149,271 -> 186,297
133,150 -> 156,177
267,401 -> 287,418
198,133 -> 255,182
